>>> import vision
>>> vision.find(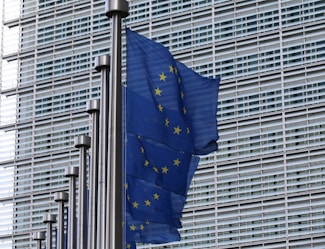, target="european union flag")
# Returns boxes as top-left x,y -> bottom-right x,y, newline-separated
125,28 -> 220,247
